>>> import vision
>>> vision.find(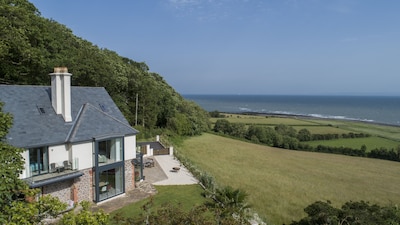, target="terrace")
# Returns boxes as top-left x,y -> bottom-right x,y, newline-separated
24,160 -> 83,188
